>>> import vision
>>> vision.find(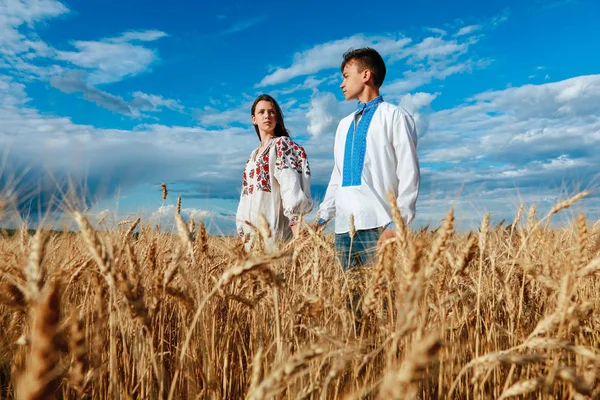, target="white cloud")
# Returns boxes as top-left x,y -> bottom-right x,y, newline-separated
543,0 -> 577,10
399,92 -> 438,113
500,155 -> 587,178
407,36 -> 471,64
305,91 -> 343,137
385,58 -> 490,96
454,25 -> 482,36
399,92 -> 438,138
408,74 -> 600,228
49,71 -> 184,117
55,30 -> 166,84
150,205 -> 215,225
421,74 -> 600,169
143,204 -> 237,234
270,75 -> 333,97
1,1 -> 168,95
0,0 -> 69,56
117,30 -> 168,42
490,9 -> 510,27
0,79 -> 258,212
130,91 -> 184,113
0,0 -> 69,80
257,34 -> 412,87
1,3 -> 175,118
220,15 -> 267,35
257,13 -> 499,90
384,30 -> 491,97
50,71 -> 136,116
195,103 -> 250,127
424,27 -> 447,36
